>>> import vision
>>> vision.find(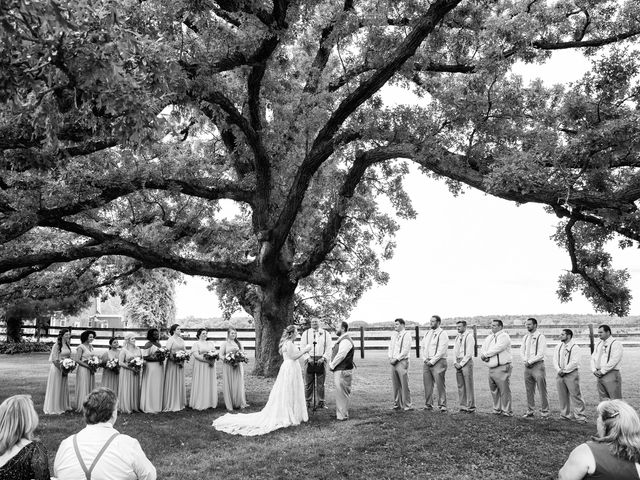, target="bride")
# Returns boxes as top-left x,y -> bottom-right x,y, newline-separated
212,325 -> 312,436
